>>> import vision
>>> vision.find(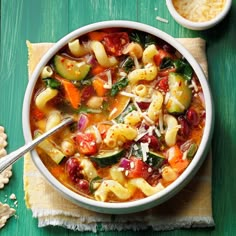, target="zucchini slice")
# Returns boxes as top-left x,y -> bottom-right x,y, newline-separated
166,72 -> 192,114
147,151 -> 165,168
54,55 -> 91,81
90,149 -> 125,167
